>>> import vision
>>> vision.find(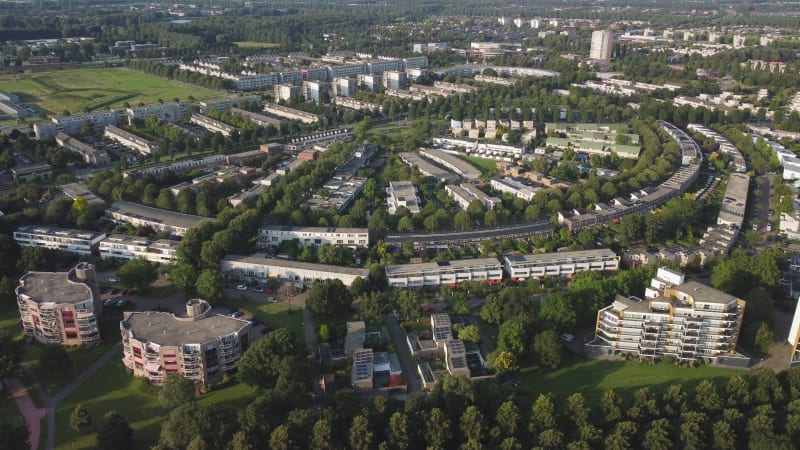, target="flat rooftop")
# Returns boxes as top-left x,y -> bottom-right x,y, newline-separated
15,224 -> 105,241
399,152 -> 459,181
505,248 -> 618,265
122,311 -> 249,346
107,200 -> 213,230
222,254 -> 370,277
263,226 -> 368,235
386,257 -> 502,275
17,271 -> 92,304
420,148 -> 482,179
